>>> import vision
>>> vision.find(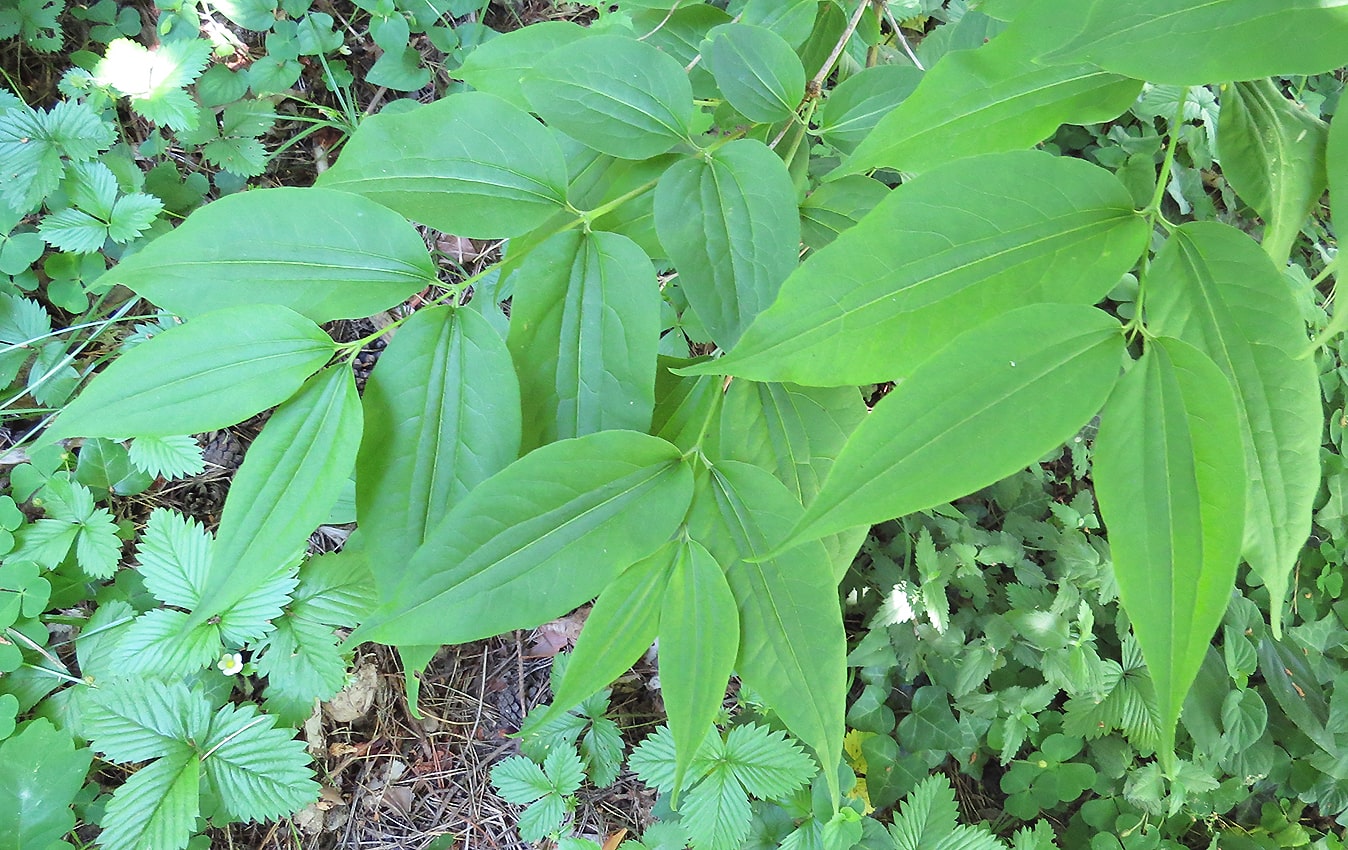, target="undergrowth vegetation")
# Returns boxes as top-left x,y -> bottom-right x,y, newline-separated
3,1 -> 1348,849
